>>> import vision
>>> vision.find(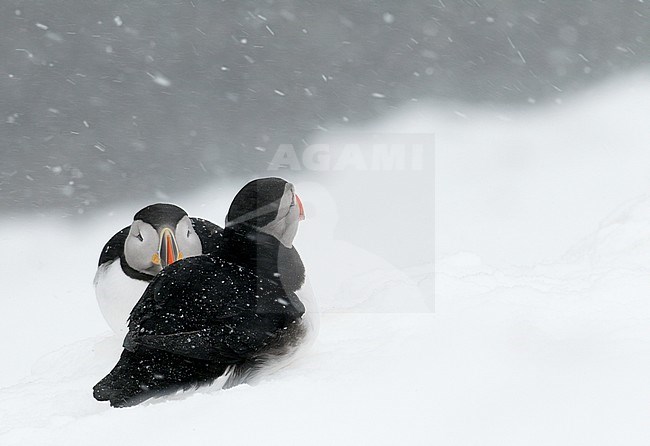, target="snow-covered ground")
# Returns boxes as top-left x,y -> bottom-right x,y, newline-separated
2,72 -> 650,445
